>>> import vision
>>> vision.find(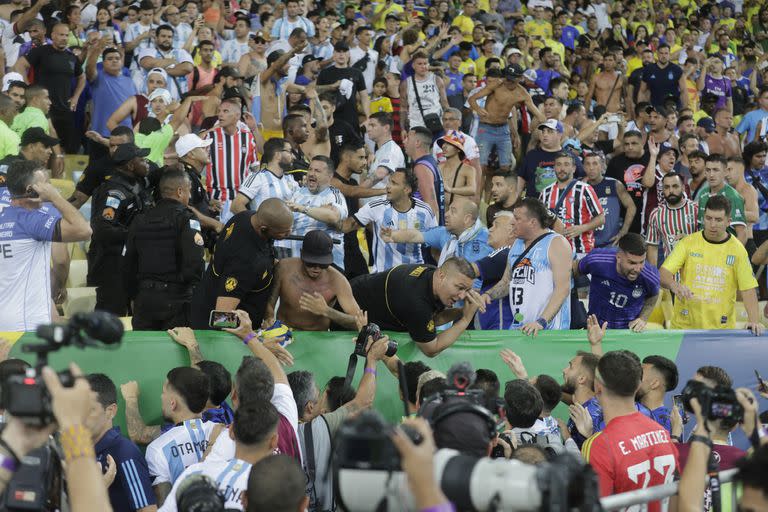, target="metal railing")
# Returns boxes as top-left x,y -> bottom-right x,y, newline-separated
600,468 -> 739,511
